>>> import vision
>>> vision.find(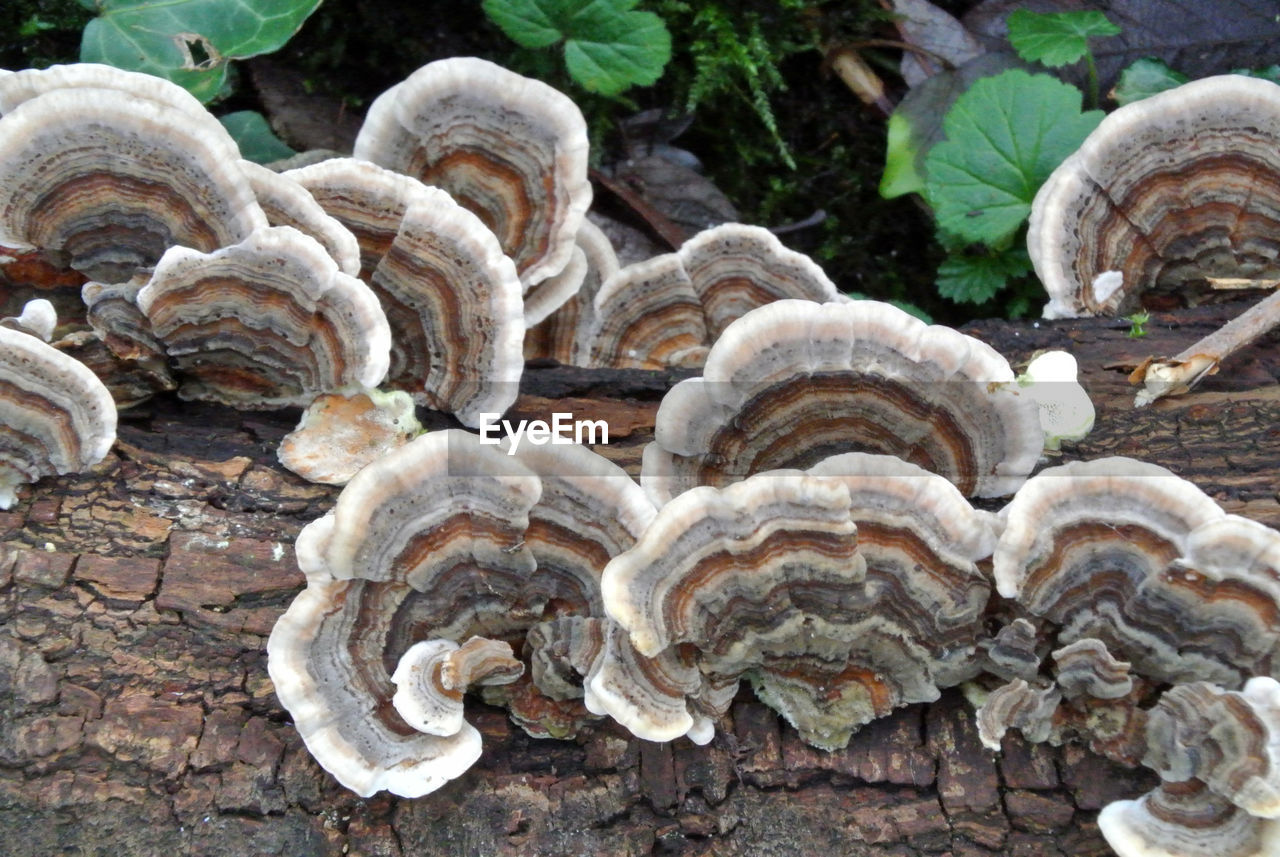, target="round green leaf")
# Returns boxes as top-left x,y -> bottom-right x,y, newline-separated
1006,9 -> 1120,69
924,70 -> 1104,247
